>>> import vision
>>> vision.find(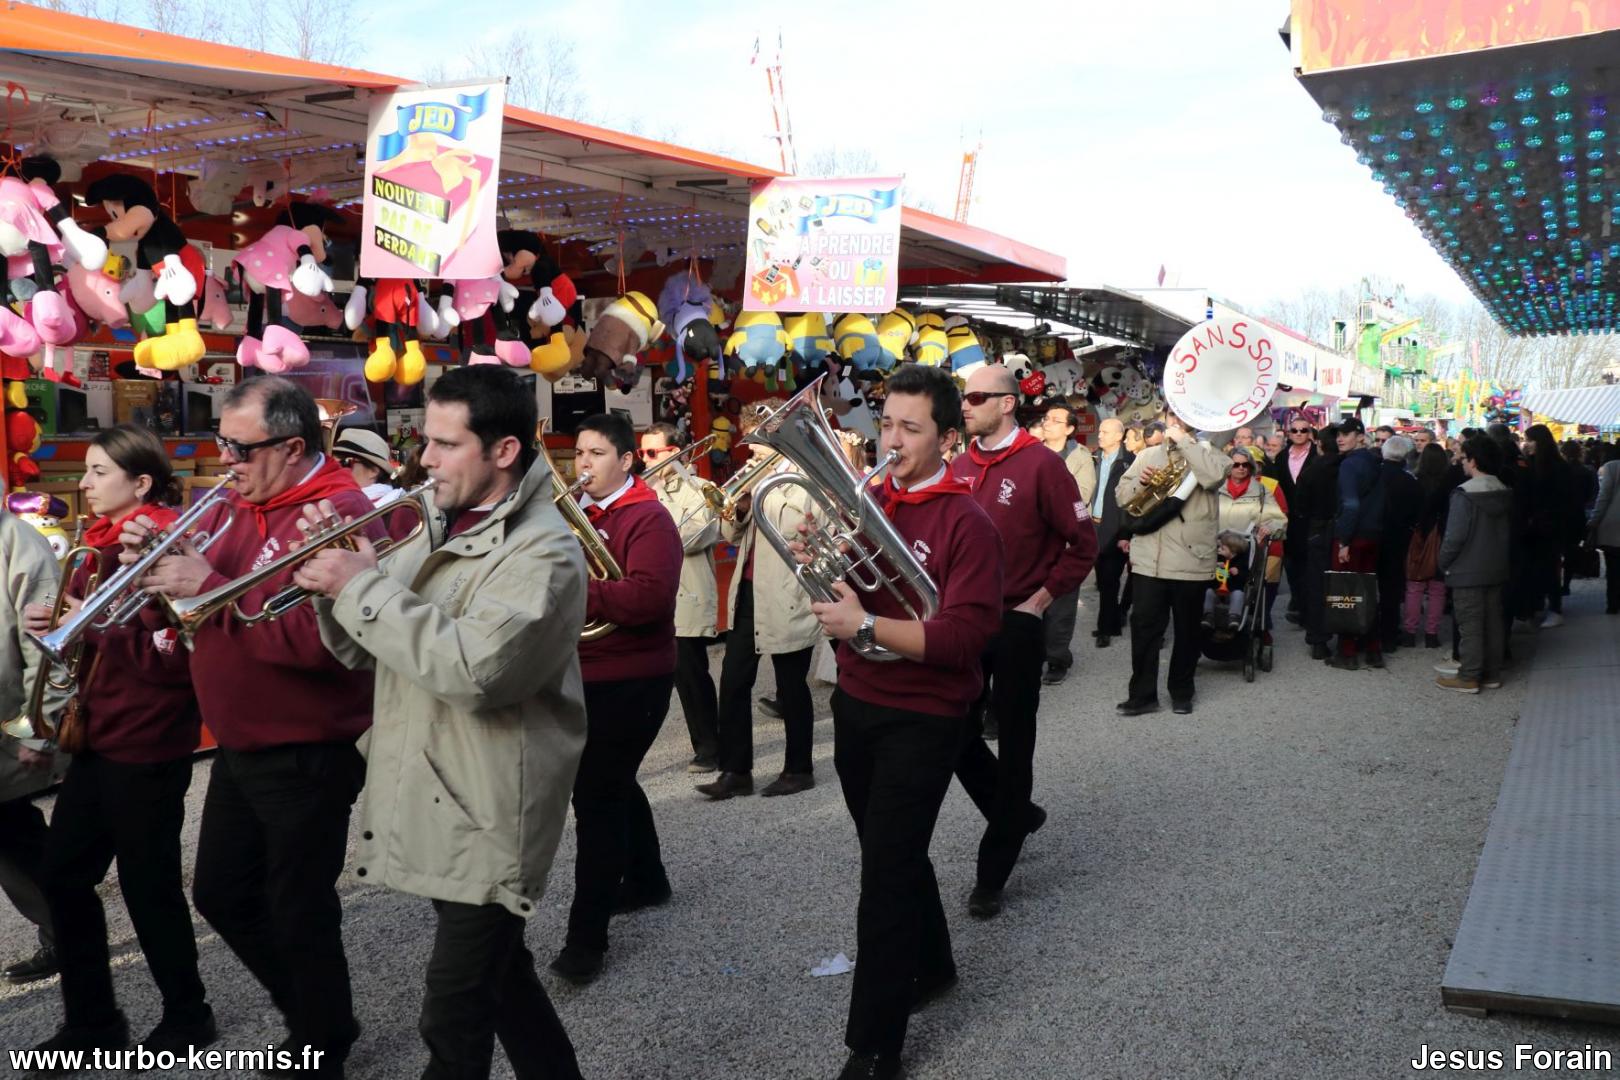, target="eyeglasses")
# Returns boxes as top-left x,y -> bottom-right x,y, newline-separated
216,433 -> 294,461
335,453 -> 358,468
1288,427 -> 1311,434
962,391 -> 1016,407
